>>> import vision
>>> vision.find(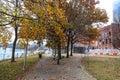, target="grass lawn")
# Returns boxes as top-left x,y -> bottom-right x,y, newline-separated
0,54 -> 40,80
81,56 -> 120,80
